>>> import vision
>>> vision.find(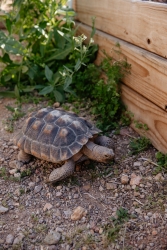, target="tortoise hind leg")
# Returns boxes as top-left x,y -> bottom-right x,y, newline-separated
94,135 -> 115,150
49,159 -> 75,183
18,150 -> 32,163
